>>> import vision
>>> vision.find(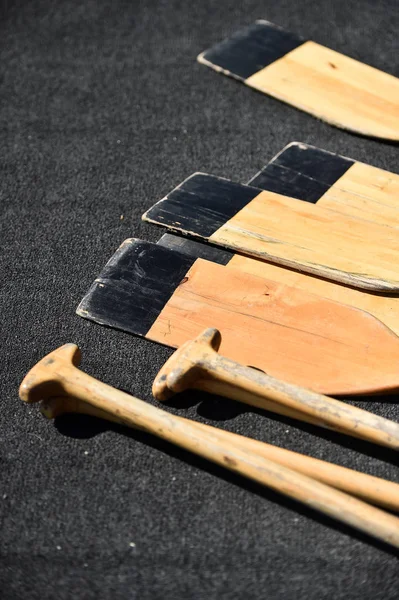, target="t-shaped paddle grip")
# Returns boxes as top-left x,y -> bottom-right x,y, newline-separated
19,344 -> 82,403
152,328 -> 222,401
